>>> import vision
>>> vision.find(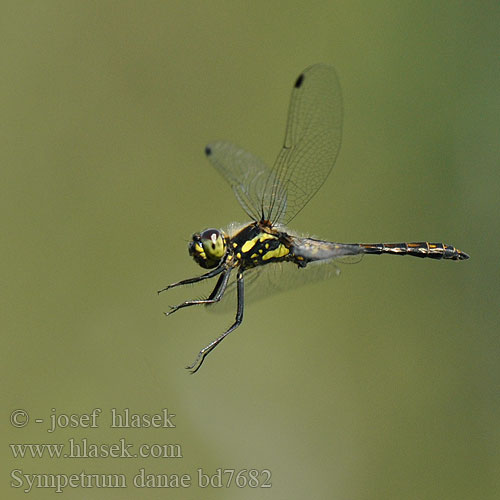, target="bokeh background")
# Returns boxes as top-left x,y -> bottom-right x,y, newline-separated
2,1 -> 499,499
